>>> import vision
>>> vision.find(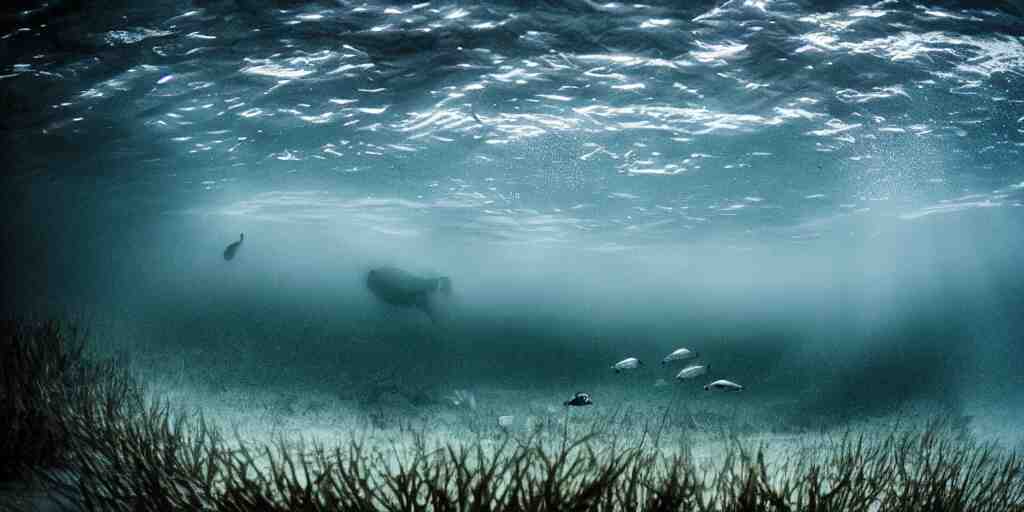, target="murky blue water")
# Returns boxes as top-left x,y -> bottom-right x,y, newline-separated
3,1 -> 1023,440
